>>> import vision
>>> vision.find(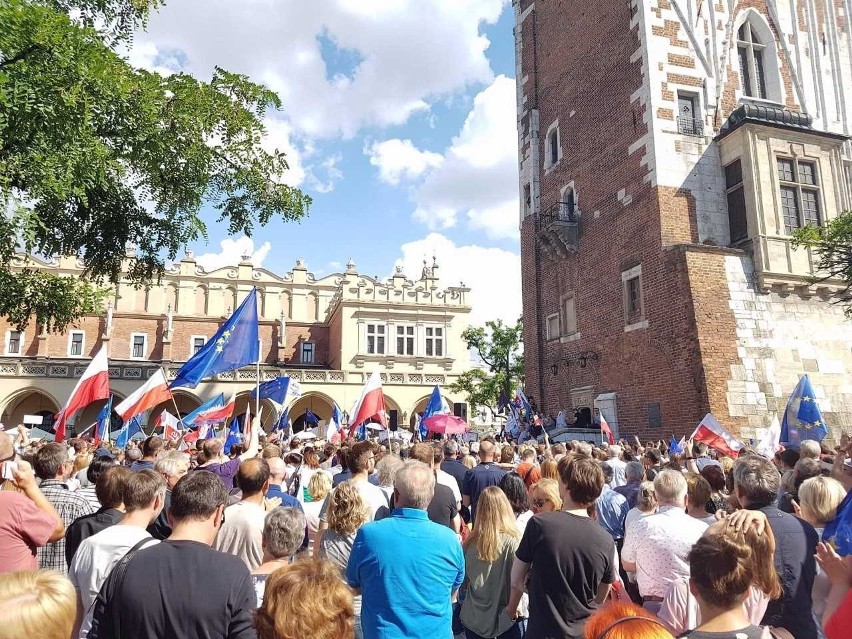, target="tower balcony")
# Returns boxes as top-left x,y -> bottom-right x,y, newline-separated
538,201 -> 579,258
